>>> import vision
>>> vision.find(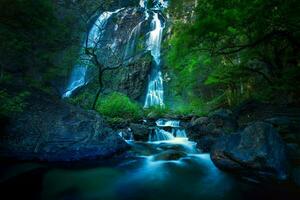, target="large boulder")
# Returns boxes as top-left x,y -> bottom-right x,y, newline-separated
208,109 -> 238,133
211,122 -> 289,181
129,123 -> 150,141
0,88 -> 129,162
186,110 -> 238,152
153,150 -> 187,161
